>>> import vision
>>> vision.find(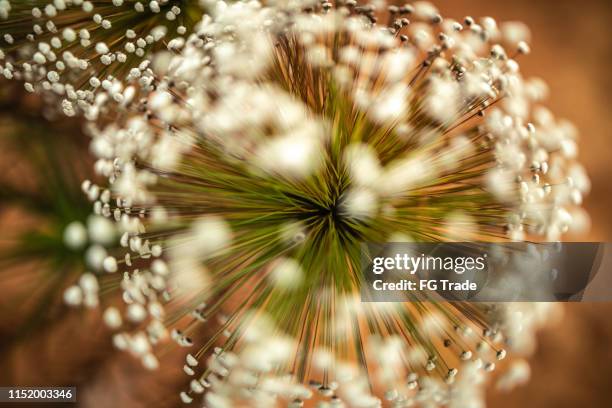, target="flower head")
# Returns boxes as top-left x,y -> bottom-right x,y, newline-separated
45,0 -> 591,406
